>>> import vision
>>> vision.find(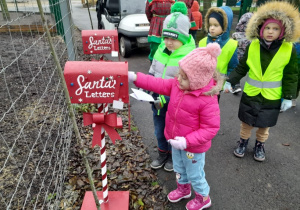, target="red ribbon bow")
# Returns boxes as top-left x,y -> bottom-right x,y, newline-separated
83,112 -> 123,147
